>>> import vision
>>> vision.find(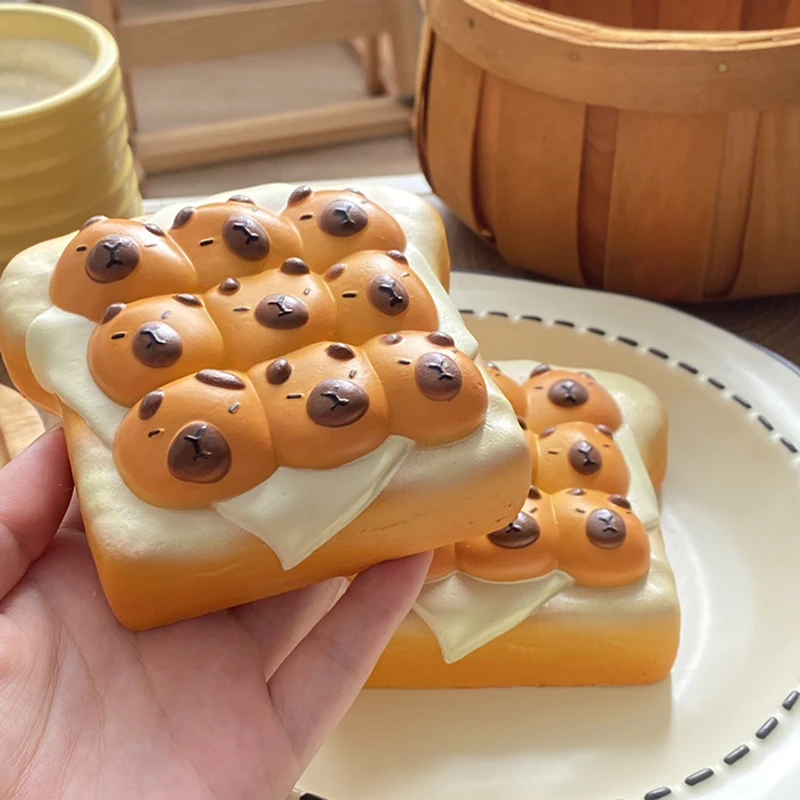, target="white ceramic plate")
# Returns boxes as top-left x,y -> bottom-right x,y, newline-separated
298,272 -> 800,800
